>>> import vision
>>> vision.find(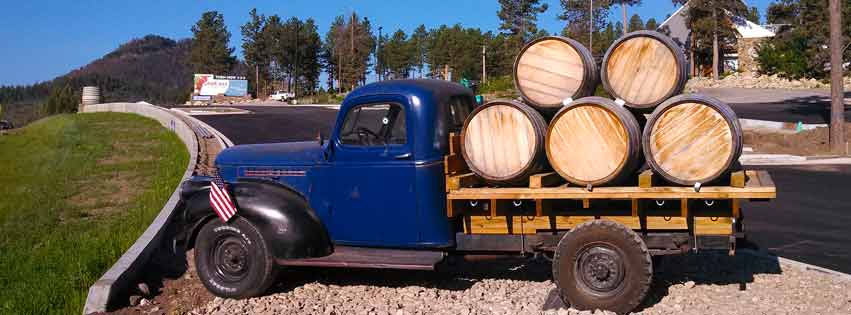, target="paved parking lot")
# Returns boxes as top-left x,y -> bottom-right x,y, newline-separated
698,88 -> 851,124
